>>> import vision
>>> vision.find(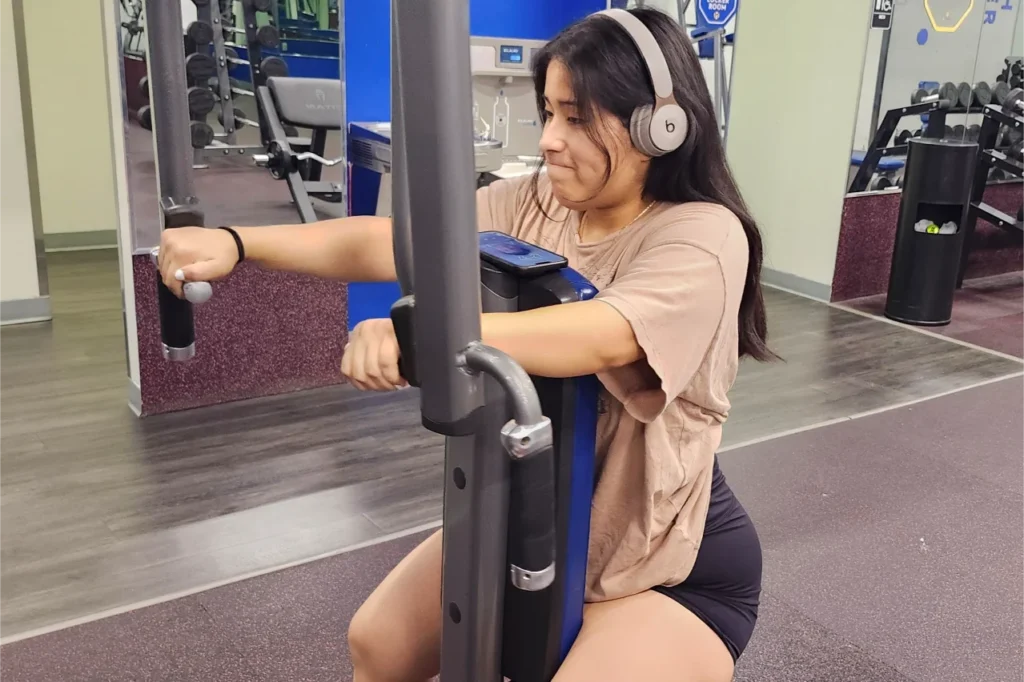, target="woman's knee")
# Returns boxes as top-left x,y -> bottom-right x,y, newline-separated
347,602 -> 391,675
346,531 -> 443,681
